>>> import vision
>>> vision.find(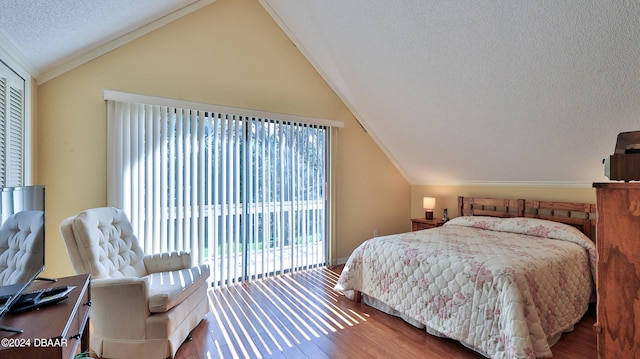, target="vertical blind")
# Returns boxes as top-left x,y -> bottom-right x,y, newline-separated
106,93 -> 340,286
0,61 -> 25,187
